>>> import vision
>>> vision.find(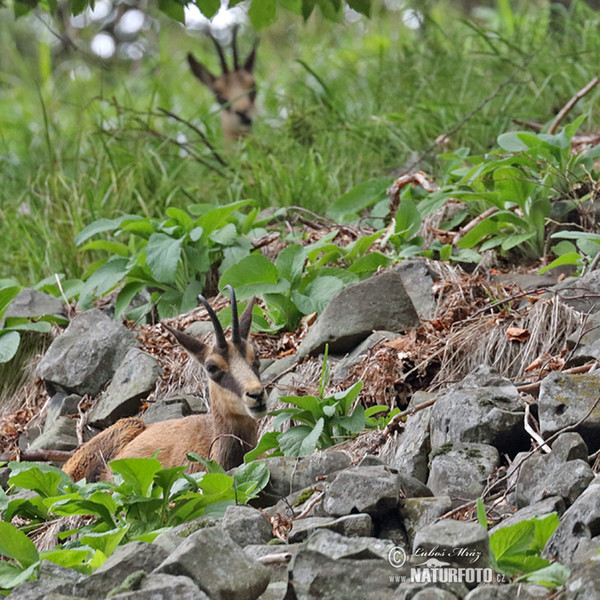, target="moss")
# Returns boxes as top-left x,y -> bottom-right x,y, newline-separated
465,448 -> 482,459
430,442 -> 453,460
293,487 -> 317,507
107,570 -> 146,596
267,538 -> 286,545
178,517 -> 218,537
